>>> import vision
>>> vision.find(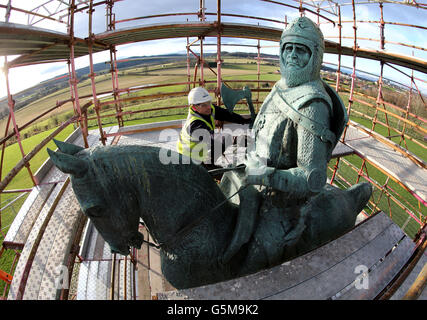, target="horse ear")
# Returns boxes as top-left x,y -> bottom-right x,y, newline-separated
47,148 -> 88,177
53,139 -> 84,155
